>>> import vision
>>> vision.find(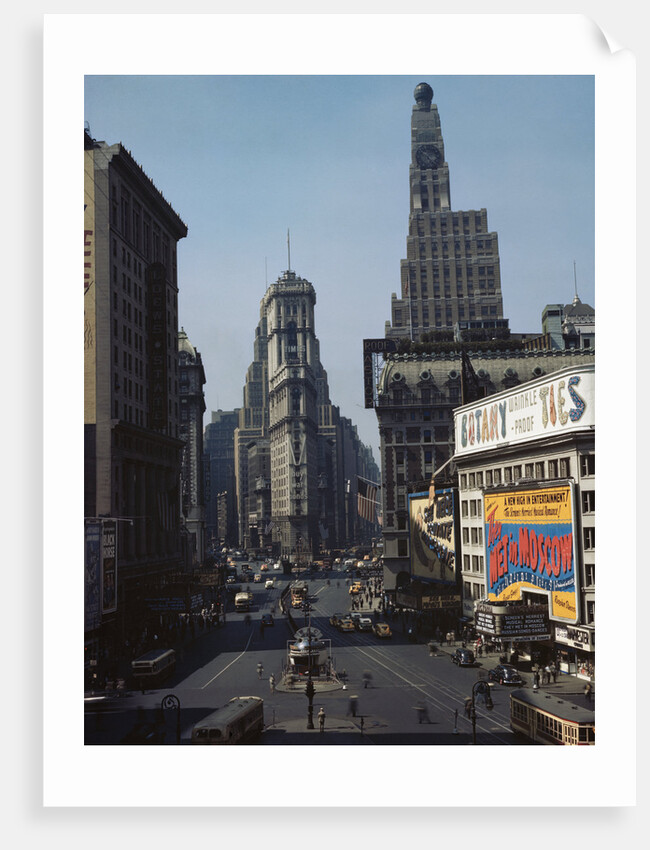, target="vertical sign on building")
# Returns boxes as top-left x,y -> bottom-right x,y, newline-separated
363,339 -> 397,408
84,521 -> 101,631
101,520 -> 117,615
147,263 -> 168,430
